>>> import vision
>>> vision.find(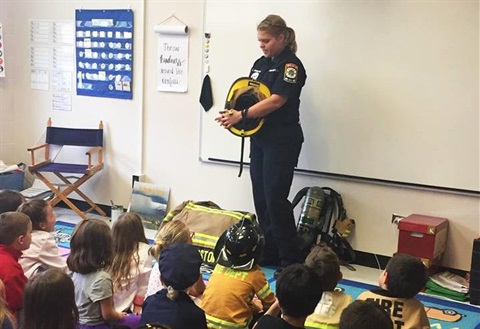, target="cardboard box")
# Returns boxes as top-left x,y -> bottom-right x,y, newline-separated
398,214 -> 448,262
0,171 -> 24,191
